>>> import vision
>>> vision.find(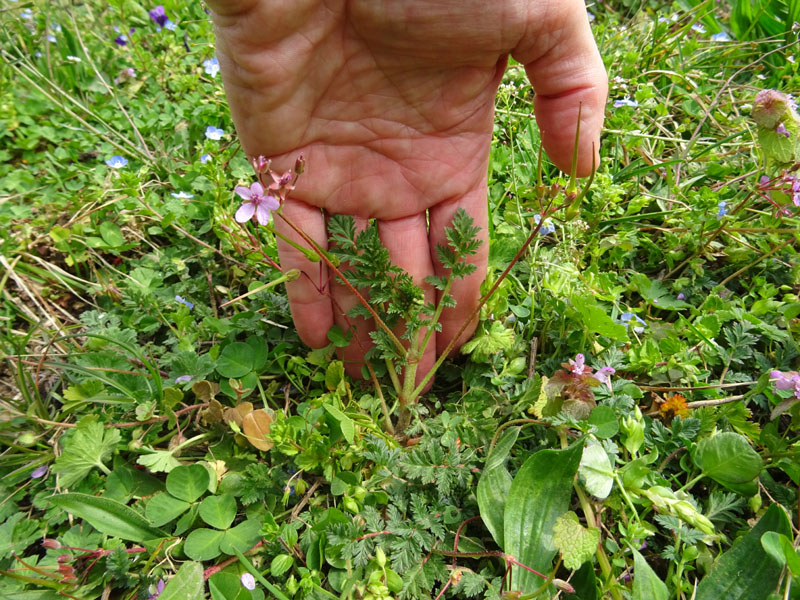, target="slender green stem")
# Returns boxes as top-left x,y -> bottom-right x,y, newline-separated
277,212 -> 407,357
385,358 -> 403,397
